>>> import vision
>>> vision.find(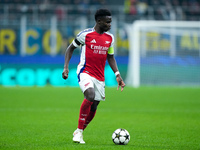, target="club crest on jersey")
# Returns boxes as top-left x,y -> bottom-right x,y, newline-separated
90,39 -> 96,43
105,41 -> 110,44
